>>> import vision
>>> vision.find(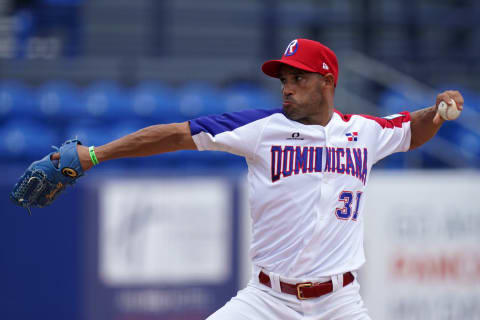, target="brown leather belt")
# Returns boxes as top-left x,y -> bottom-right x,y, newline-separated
258,271 -> 355,300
